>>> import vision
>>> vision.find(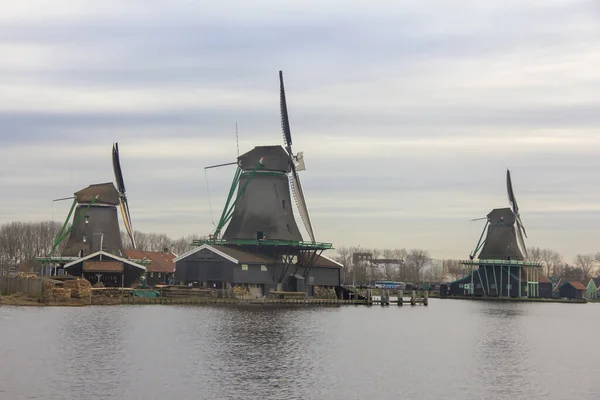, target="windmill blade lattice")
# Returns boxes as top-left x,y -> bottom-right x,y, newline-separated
112,142 -> 136,249
279,70 -> 316,242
